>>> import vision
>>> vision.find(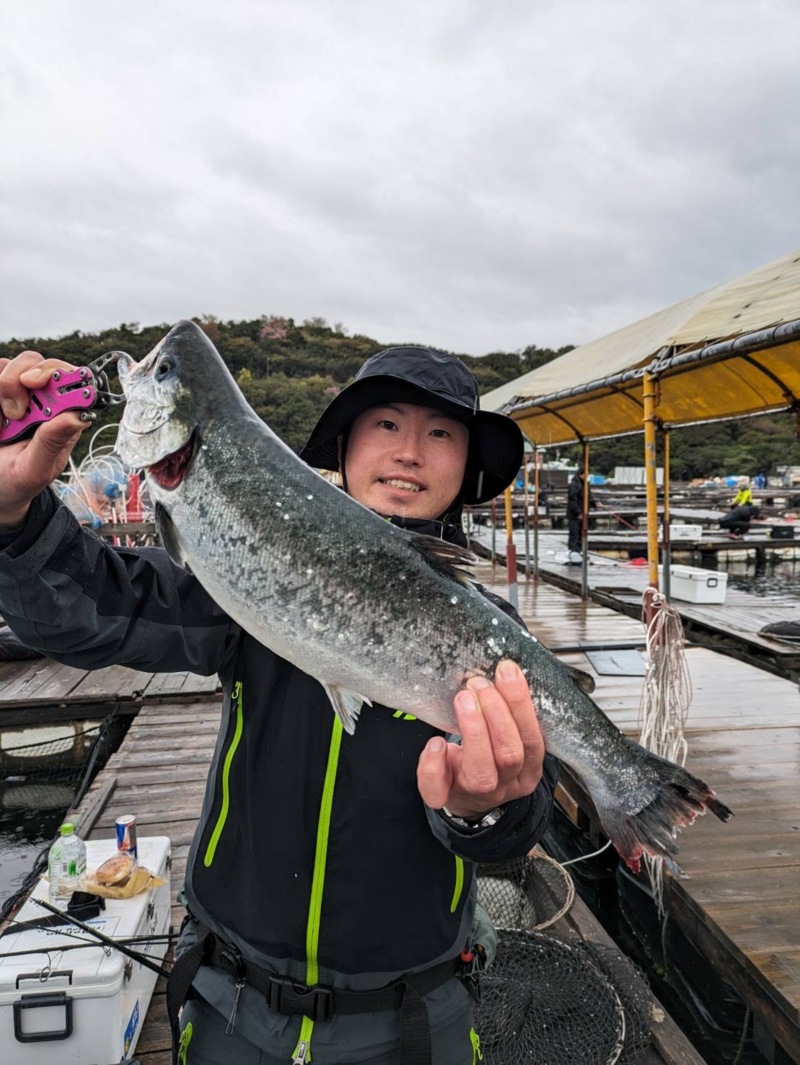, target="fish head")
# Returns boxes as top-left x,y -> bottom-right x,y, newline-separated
115,320 -> 238,491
